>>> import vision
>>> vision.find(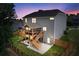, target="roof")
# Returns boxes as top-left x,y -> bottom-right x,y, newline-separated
23,9 -> 64,18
